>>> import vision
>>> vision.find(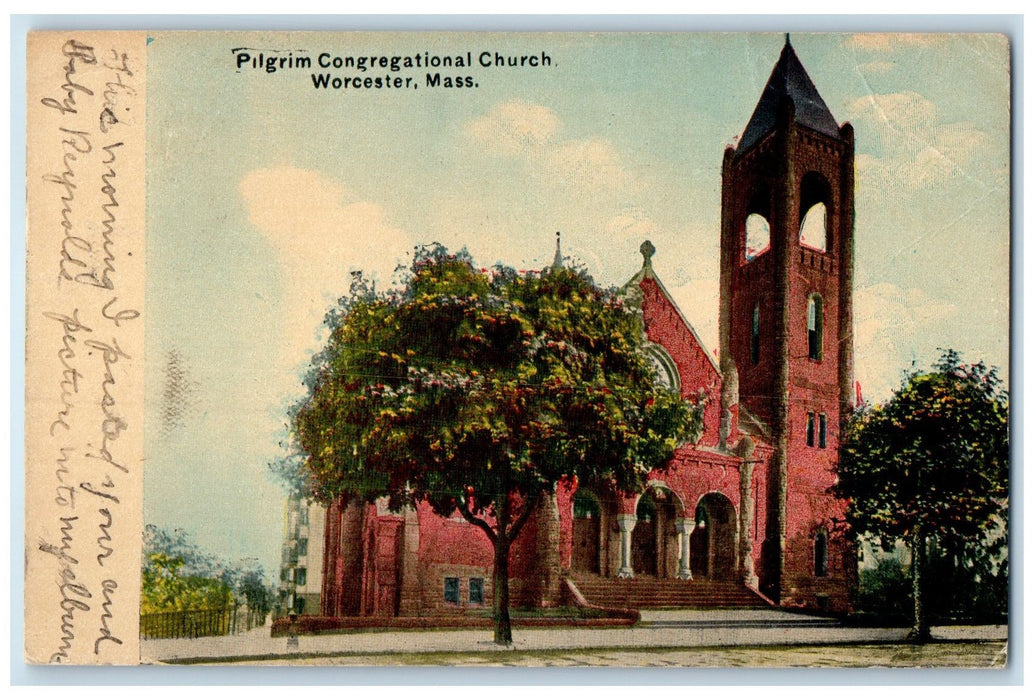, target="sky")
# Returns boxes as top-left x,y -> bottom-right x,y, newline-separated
143,32 -> 1011,576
